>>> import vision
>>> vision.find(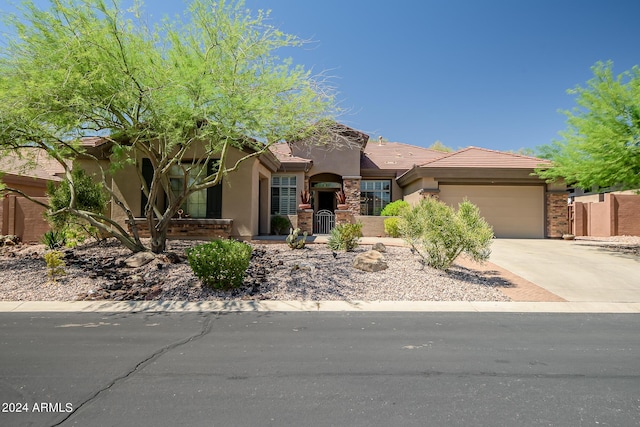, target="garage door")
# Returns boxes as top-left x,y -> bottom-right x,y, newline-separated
439,185 -> 544,238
